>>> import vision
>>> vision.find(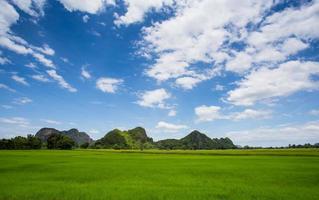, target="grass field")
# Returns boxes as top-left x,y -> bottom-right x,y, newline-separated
0,149 -> 319,200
